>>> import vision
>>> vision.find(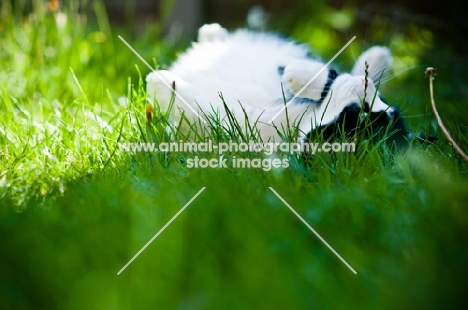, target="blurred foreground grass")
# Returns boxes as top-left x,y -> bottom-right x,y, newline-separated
1,154 -> 468,309
1,0 -> 468,309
